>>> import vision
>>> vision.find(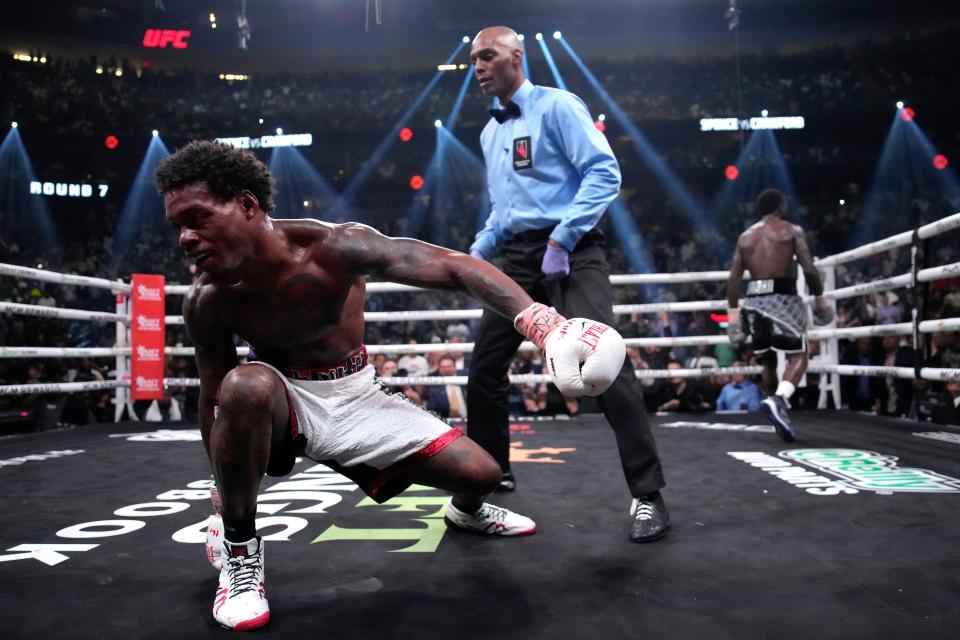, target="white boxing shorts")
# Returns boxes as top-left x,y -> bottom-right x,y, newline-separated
239,352 -> 462,502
